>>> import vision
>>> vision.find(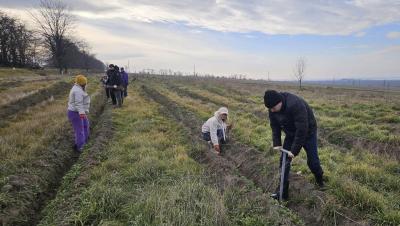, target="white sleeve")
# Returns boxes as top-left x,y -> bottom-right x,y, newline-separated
74,91 -> 85,114
210,119 -> 219,145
